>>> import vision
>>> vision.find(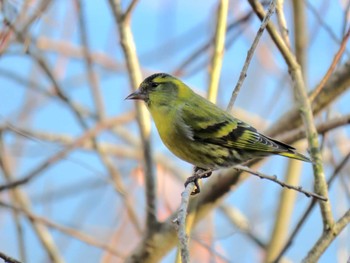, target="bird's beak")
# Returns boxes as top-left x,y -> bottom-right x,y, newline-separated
125,89 -> 147,101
